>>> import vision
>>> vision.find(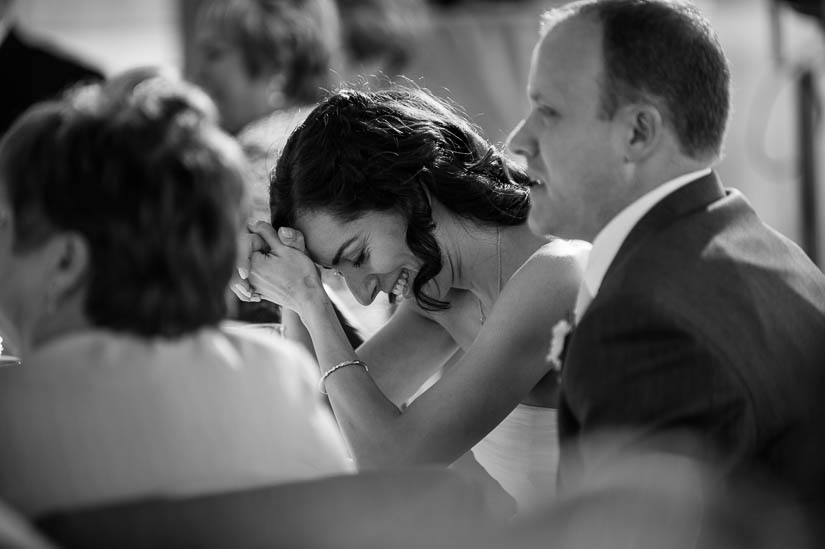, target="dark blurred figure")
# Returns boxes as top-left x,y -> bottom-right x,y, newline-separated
191,0 -> 342,222
0,0 -> 102,136
0,500 -> 55,549
337,0 -> 428,84
472,434 -> 820,549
